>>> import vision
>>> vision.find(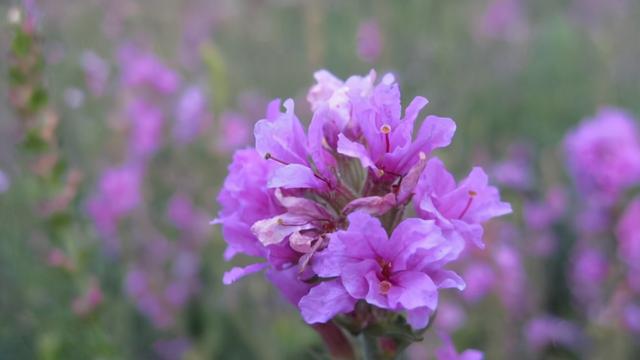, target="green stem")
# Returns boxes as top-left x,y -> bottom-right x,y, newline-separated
360,333 -> 381,360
